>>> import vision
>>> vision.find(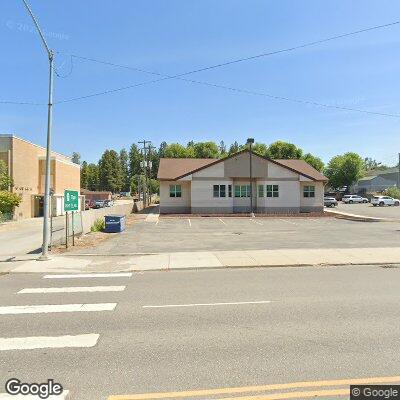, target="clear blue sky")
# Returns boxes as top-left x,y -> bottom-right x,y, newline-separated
1,0 -> 400,165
